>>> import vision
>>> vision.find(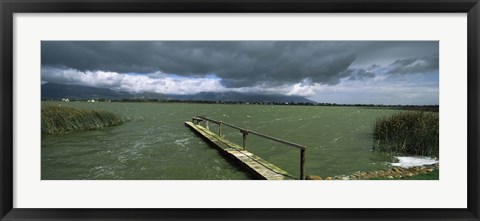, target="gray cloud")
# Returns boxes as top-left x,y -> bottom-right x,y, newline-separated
351,41 -> 439,66
41,41 -> 438,88
387,54 -> 439,75
345,68 -> 376,81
